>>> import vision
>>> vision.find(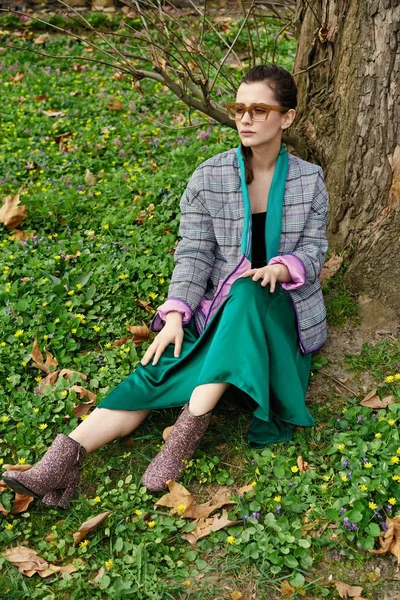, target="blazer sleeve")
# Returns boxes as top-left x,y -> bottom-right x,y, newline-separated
286,167 -> 329,287
150,174 -> 216,331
